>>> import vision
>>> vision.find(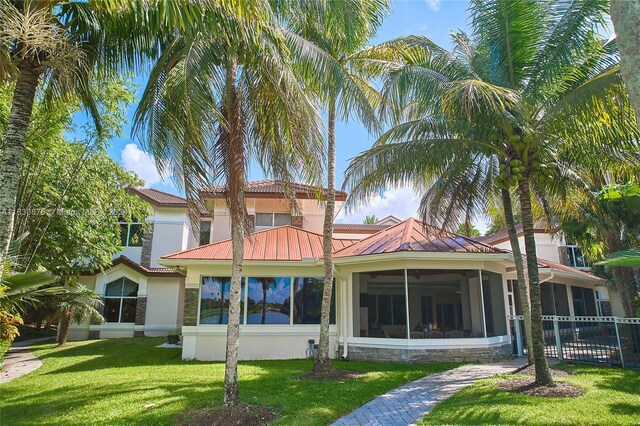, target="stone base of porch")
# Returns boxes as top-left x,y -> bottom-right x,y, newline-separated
340,342 -> 513,363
